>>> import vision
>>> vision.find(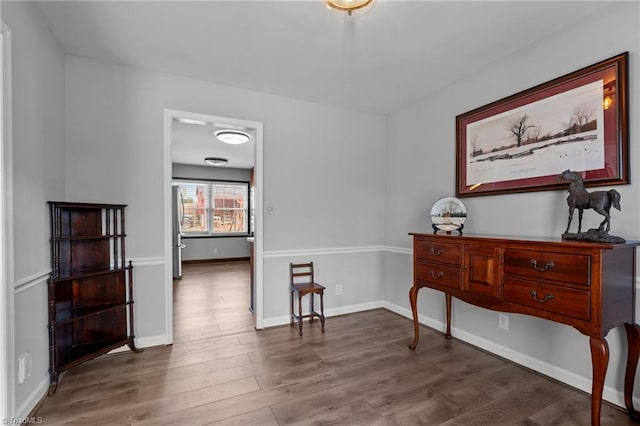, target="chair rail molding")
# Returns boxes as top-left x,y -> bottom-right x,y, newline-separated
14,270 -> 48,294
263,245 -> 408,258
